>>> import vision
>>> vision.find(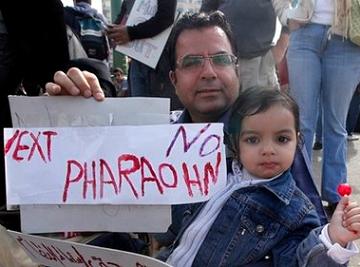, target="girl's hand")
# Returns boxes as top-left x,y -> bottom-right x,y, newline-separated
328,196 -> 360,247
